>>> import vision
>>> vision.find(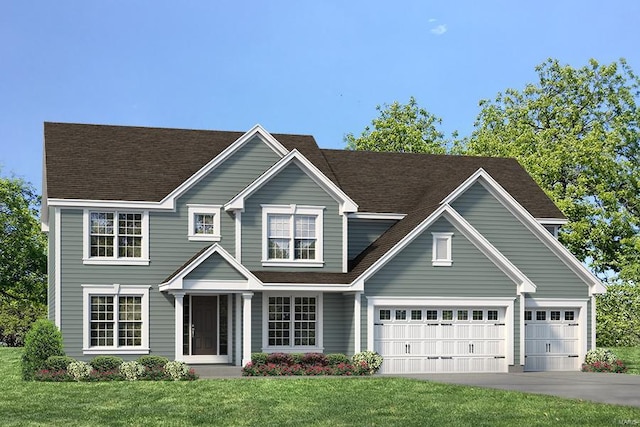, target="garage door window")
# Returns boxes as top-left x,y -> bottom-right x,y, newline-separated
565,311 -> 574,321
488,310 -> 498,321
550,311 -> 561,321
524,311 -> 532,321
442,310 -> 453,321
396,310 -> 407,320
473,310 -> 483,320
536,311 -> 546,321
457,310 -> 468,320
379,309 -> 391,320
426,310 -> 438,320
411,310 -> 422,320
